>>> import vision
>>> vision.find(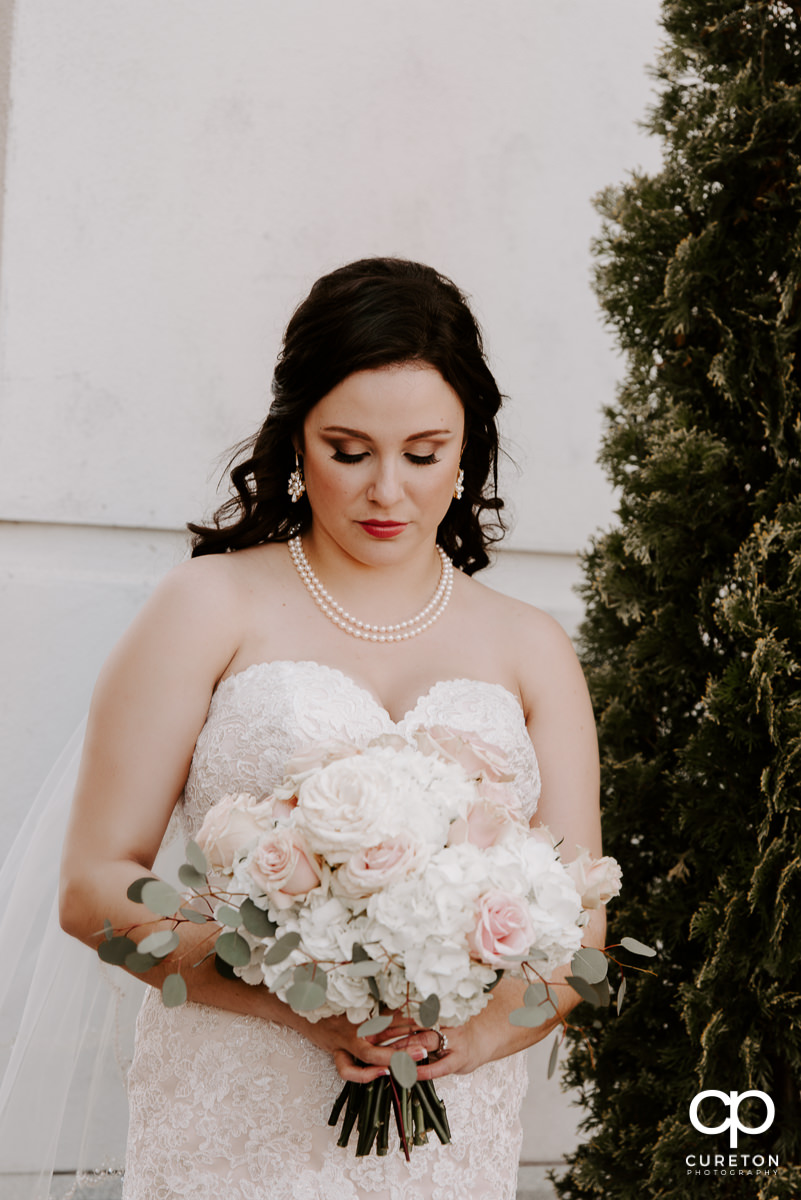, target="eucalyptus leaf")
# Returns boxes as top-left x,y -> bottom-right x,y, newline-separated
566,974 -> 602,1006
524,982 -> 549,1008
286,980 -> 327,1011
509,1005 -> 551,1028
293,963 -> 328,992
214,954 -> 237,980
240,898 -> 277,938
185,839 -> 208,875
215,930 -> 251,967
179,906 -> 208,924
138,929 -> 180,958
178,863 -> 208,891
547,1035 -> 560,1079
351,942 -> 369,962
127,877 -> 157,904
617,975 -> 627,1015
419,994 -> 440,1028
571,947 -> 609,985
98,935 -> 137,966
216,904 -> 243,928
162,973 -> 188,1007
484,969 -> 504,992
390,1050 -> 418,1090
263,931 -> 301,965
357,1014 -> 394,1038
103,919 -> 113,941
125,951 -> 159,973
593,977 -> 611,1008
141,879 -> 183,918
367,975 -> 381,1003
344,959 -> 381,977
620,936 -> 656,958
